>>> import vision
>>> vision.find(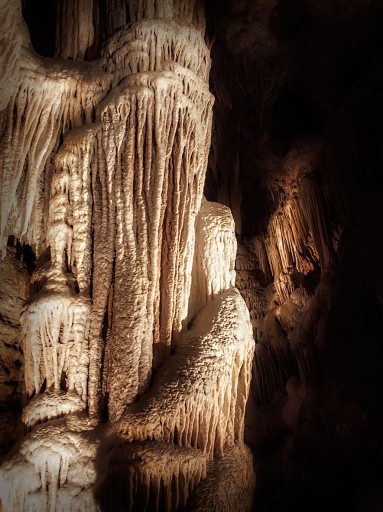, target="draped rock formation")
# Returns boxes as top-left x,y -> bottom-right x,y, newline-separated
3,0 -> 382,510
0,0 -> 255,510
